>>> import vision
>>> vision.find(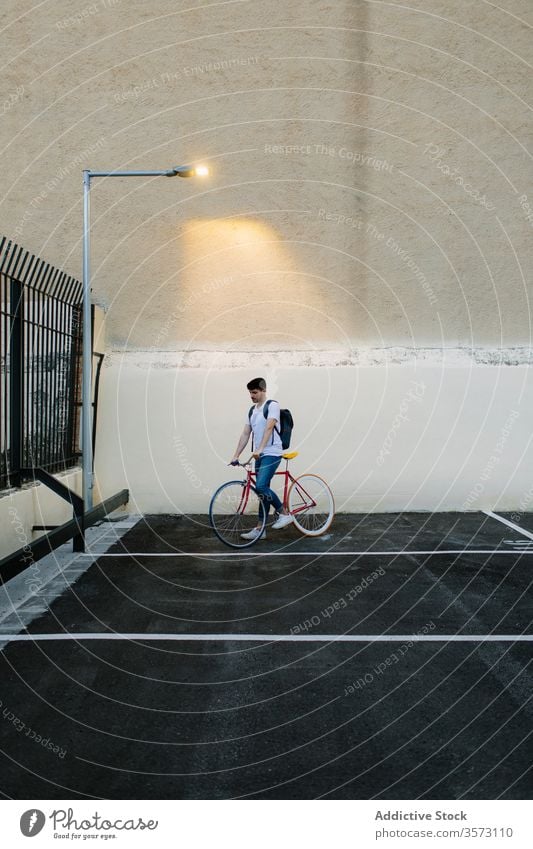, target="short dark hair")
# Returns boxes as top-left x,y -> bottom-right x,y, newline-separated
247,377 -> 266,391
